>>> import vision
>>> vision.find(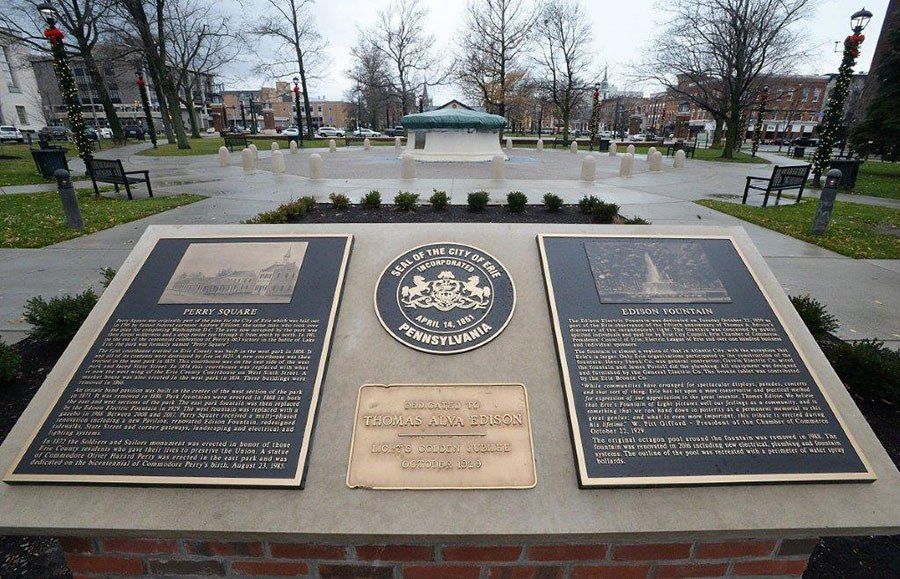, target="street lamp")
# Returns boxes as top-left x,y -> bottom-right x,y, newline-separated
292,76 -> 304,146
811,6 -> 872,185
38,2 -> 93,165
135,68 -> 157,148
